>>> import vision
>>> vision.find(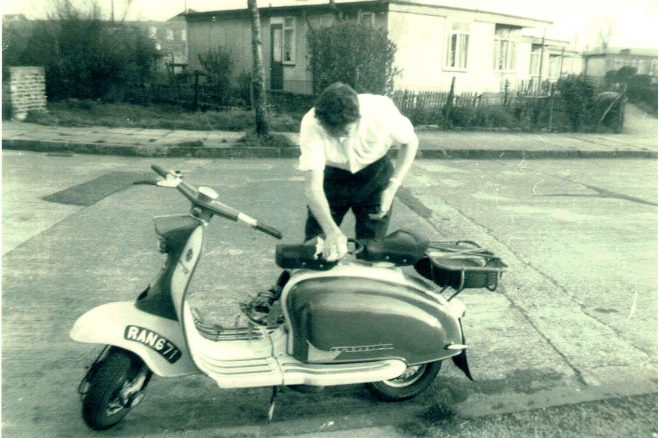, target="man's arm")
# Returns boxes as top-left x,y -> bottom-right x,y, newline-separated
390,136 -> 419,185
304,169 -> 348,261
370,134 -> 419,219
